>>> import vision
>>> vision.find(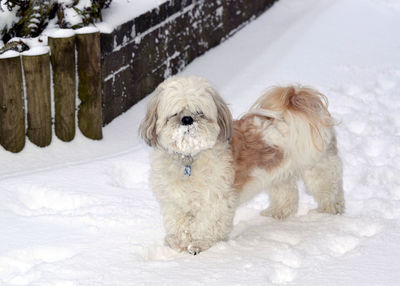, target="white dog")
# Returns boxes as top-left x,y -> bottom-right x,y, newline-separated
139,76 -> 344,255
